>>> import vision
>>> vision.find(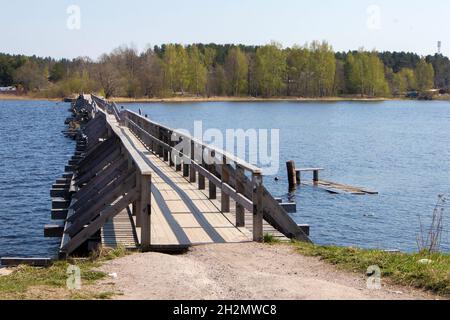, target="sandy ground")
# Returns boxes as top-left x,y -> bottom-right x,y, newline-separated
0,268 -> 13,277
97,243 -> 438,300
